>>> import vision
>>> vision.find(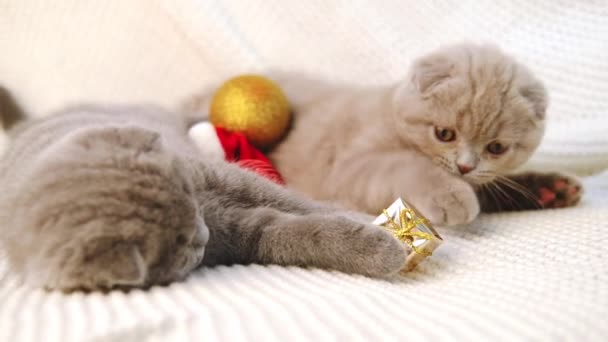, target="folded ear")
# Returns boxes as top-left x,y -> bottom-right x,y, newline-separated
520,82 -> 548,120
410,55 -> 455,94
84,239 -> 147,288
